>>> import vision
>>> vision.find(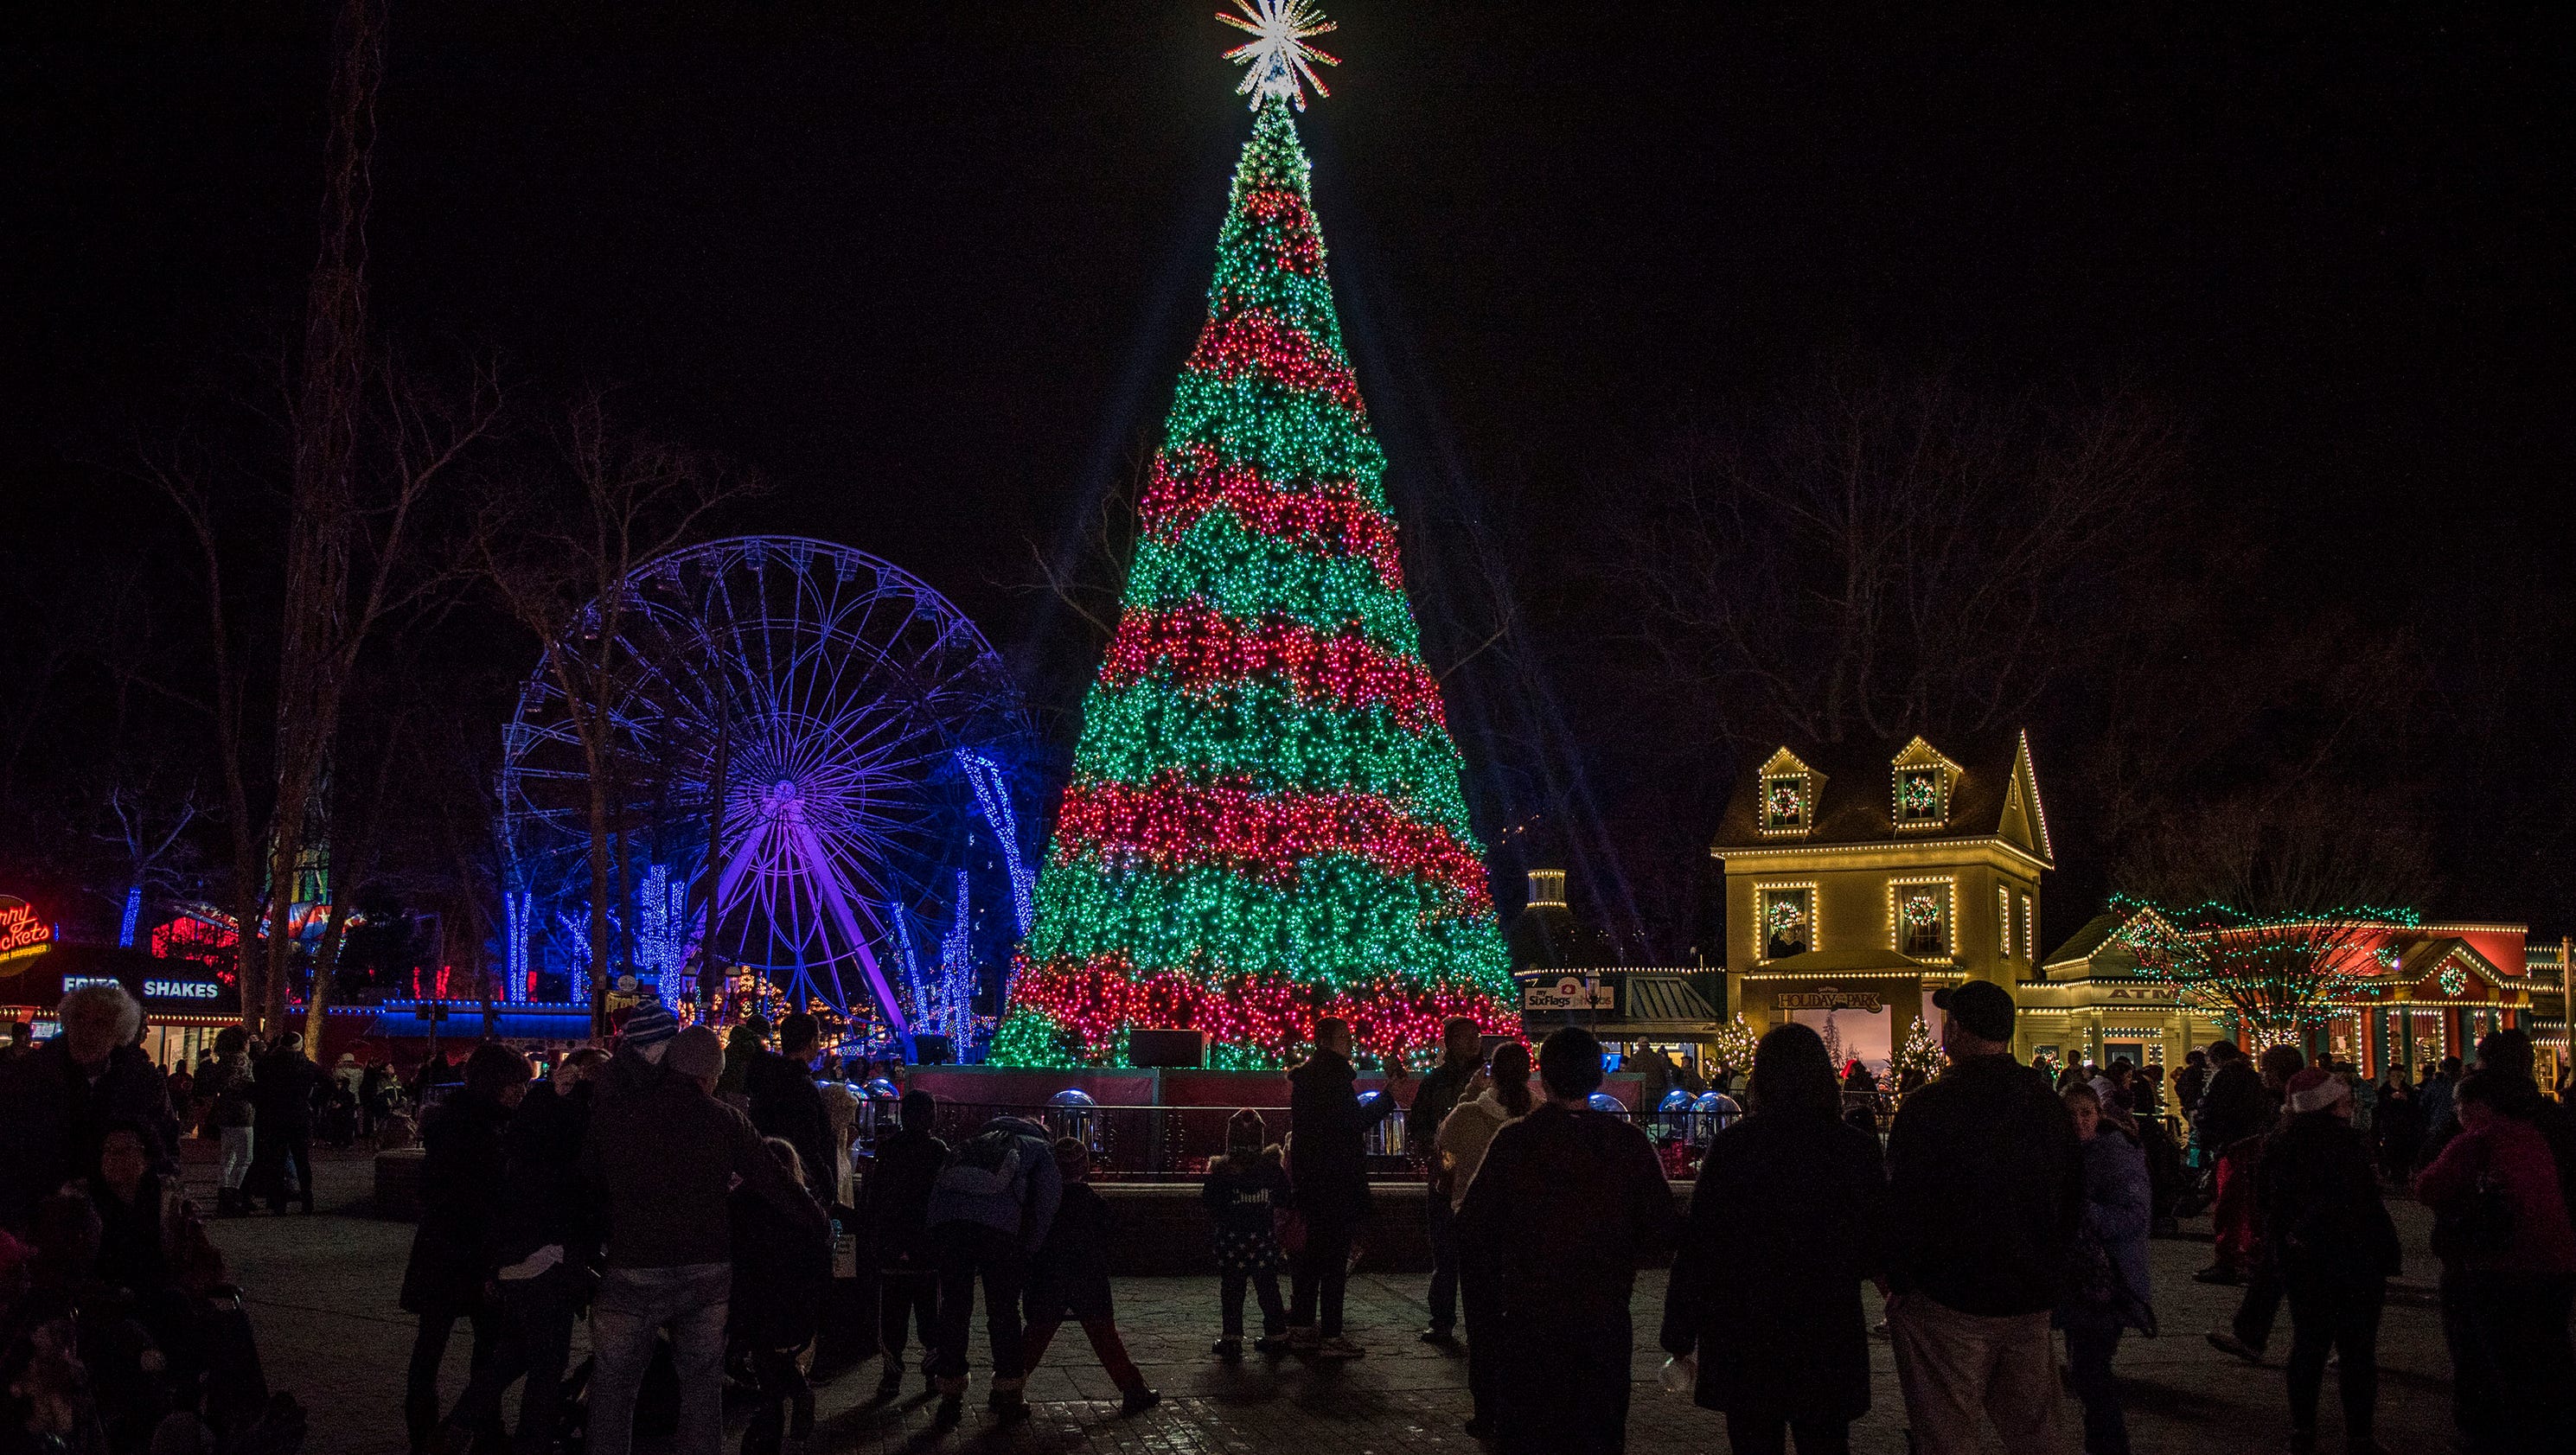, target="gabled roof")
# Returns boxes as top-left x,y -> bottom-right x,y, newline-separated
2043,911 -> 2133,971
1712,728 -> 2052,866
2368,937 -> 2513,994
